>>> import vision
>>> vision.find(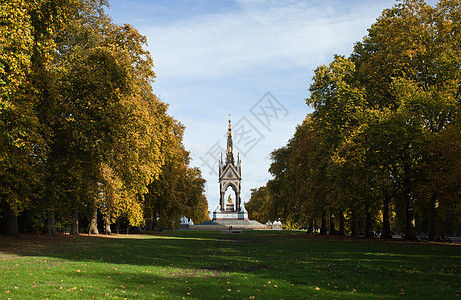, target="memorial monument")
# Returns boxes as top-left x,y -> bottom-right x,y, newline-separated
185,115 -> 281,230
211,115 -> 249,222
